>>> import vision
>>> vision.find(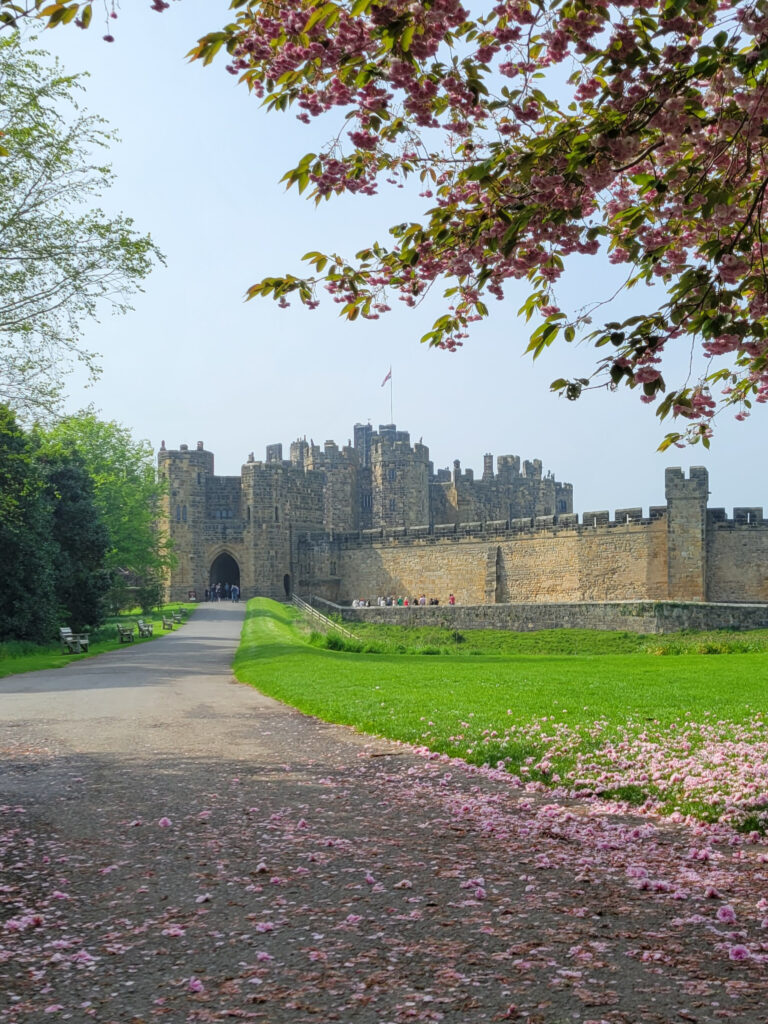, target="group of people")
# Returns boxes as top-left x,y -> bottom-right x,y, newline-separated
205,582 -> 240,602
351,593 -> 456,607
